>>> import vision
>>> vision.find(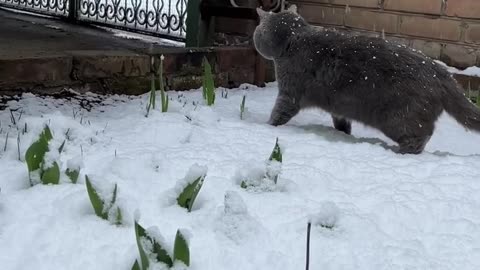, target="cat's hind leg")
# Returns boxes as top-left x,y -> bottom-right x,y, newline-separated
381,121 -> 434,155
332,116 -> 352,135
268,94 -> 300,126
